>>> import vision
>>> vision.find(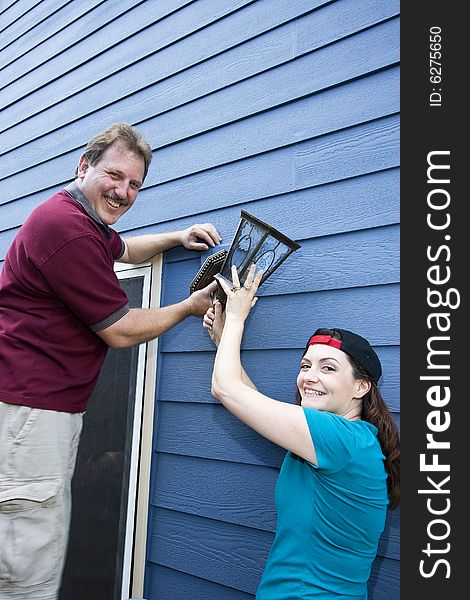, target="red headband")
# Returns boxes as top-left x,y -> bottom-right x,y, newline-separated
307,334 -> 342,349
